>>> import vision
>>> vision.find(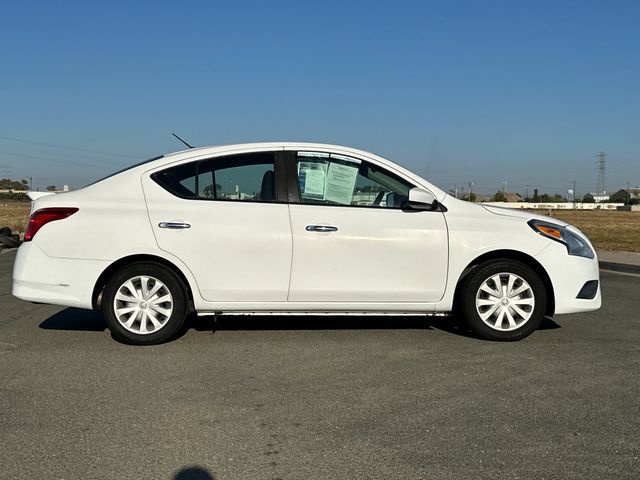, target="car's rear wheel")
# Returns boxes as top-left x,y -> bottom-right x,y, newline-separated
460,259 -> 547,341
102,262 -> 188,345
